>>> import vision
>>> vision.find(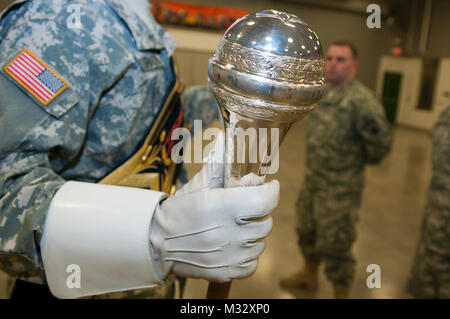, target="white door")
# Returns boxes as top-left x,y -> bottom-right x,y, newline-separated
401,58 -> 450,131
377,56 -> 449,131
376,56 -> 422,128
